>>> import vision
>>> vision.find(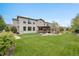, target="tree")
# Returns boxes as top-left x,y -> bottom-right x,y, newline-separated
11,26 -> 17,33
5,25 -> 17,34
71,14 -> 79,33
66,27 -> 71,32
5,26 -> 11,32
51,21 -> 60,34
0,15 -> 6,32
59,26 -> 64,32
